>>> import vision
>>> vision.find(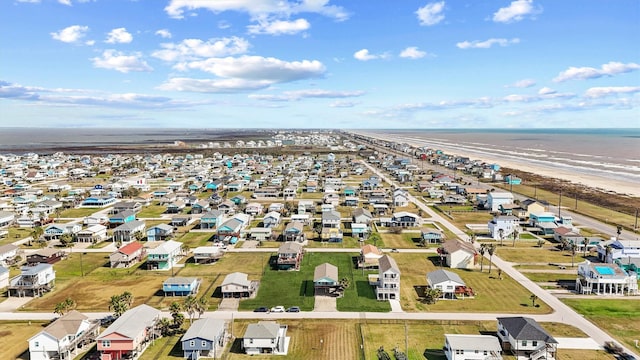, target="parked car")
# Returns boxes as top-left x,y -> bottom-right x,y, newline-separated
286,306 -> 300,313
253,307 -> 269,313
620,354 -> 637,360
270,306 -> 285,313
390,248 -> 399,253
604,341 -> 624,355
